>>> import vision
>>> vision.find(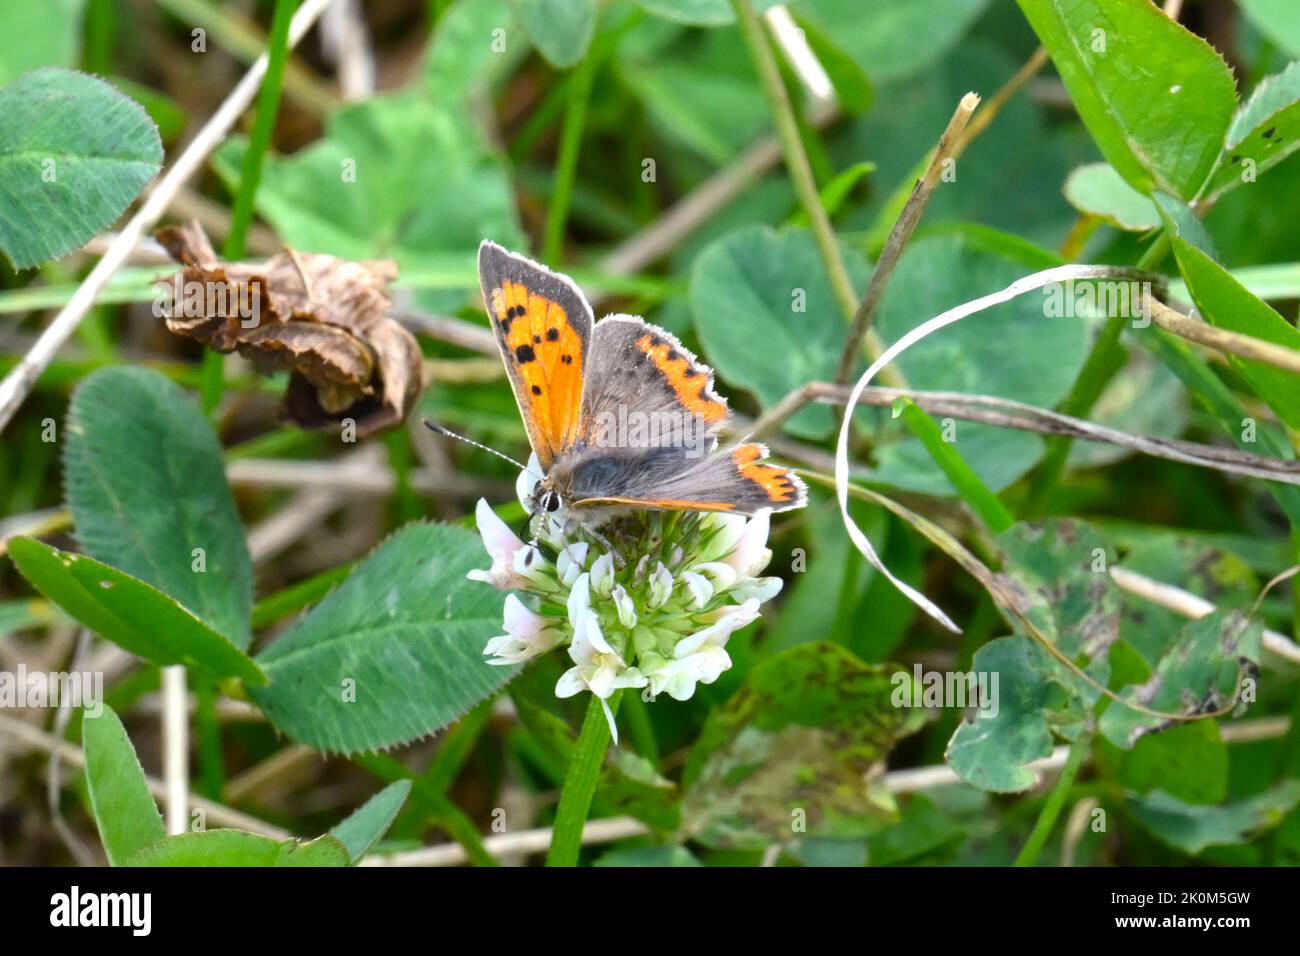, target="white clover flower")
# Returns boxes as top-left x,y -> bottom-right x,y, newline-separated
679,570 -> 713,610
483,594 -> 564,665
647,561 -> 674,609
469,490 -> 788,743
611,584 -> 637,628
590,552 -> 616,598
723,510 -> 773,577
467,499 -> 552,591
556,542 -> 590,587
